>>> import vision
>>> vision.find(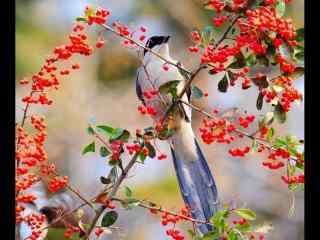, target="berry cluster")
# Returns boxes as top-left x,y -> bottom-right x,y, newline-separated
126,143 -> 141,155
64,224 -> 81,239
137,105 -> 157,116
149,206 -> 191,240
110,140 -> 123,161
199,118 -> 237,144
143,89 -> 160,99
95,227 -> 104,237
23,213 -> 47,240
85,6 -> 110,26
262,149 -> 290,170
16,173 -> 40,192
228,146 -> 251,157
157,153 -> 167,160
212,15 -> 228,27
207,0 -> 225,13
48,176 -> 69,193
166,229 -> 185,240
39,163 -> 57,176
281,174 -> 304,184
238,115 -> 255,128
232,218 -> 247,225
16,194 -> 37,204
